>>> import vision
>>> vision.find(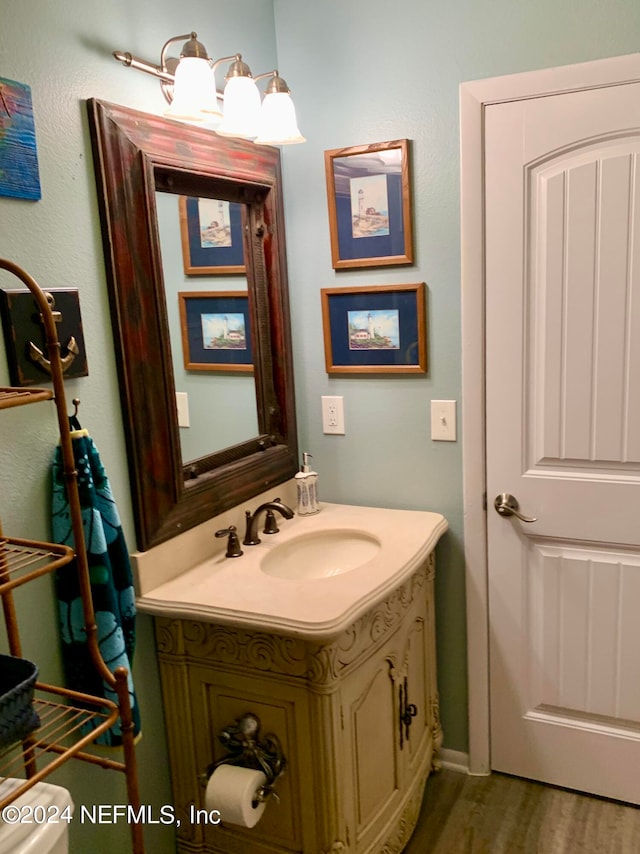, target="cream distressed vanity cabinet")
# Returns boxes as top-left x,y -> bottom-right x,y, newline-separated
144,504 -> 446,854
